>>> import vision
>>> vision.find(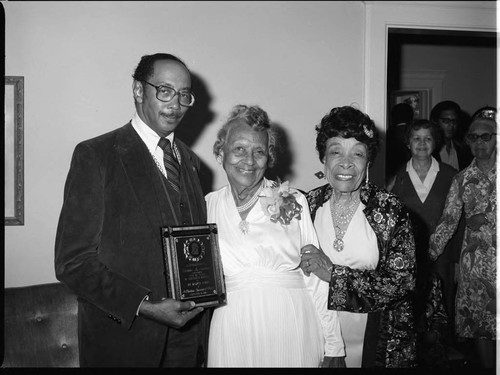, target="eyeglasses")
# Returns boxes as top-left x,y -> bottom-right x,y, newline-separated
142,80 -> 195,107
466,133 -> 497,142
439,117 -> 458,125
